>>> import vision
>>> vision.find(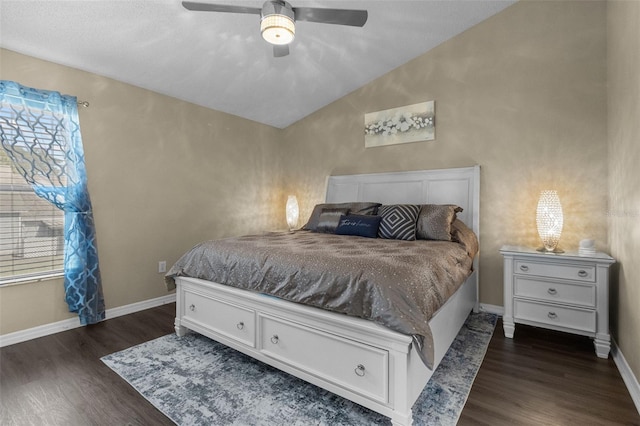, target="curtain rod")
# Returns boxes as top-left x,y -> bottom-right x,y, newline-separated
77,100 -> 90,108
